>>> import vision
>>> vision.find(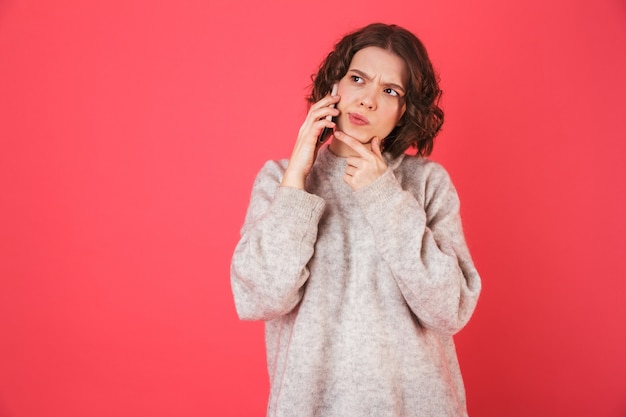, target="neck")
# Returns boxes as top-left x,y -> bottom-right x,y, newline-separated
328,139 -> 361,158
